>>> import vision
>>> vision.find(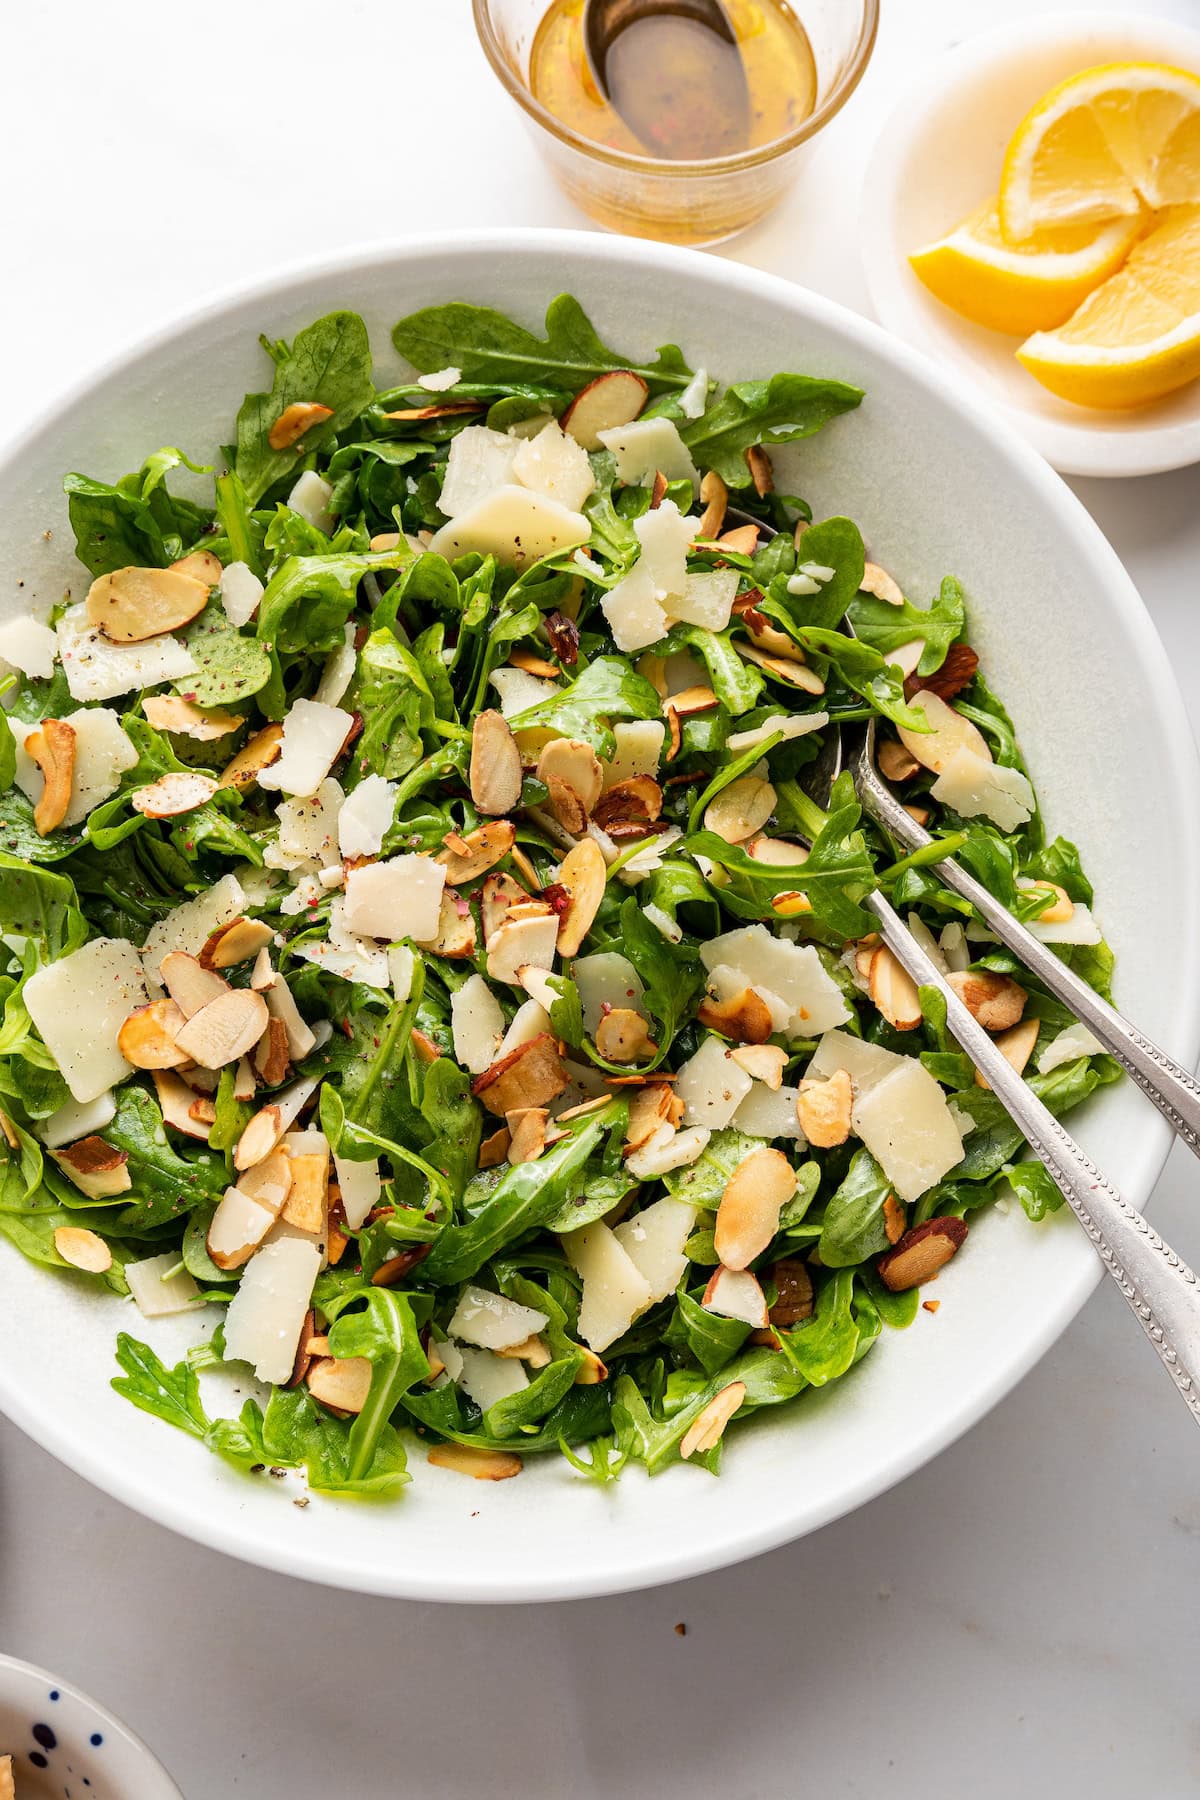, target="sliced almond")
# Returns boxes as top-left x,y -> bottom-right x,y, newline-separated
479,1126 -> 511,1169
745,444 -> 773,496
595,1008 -> 657,1065
86,565 -> 210,643
282,1153 -> 329,1232
868,946 -> 923,1031
508,648 -> 560,680
250,946 -> 275,991
737,644 -> 826,693
160,952 -> 230,1018
702,1265 -> 769,1328
537,739 -> 603,815
716,523 -> 759,556
593,774 -> 663,830
625,1081 -> 674,1151
27,719 -> 76,836
860,561 -> 904,606
381,400 -> 485,421
878,1216 -> 967,1291
265,980 -> 317,1060
437,819 -> 517,885
200,916 -> 275,970
254,1016 -> 291,1085
747,836 -> 809,867
427,1444 -> 523,1480
555,836 -> 607,957
169,549 -> 223,585
796,1070 -> 852,1147
188,1095 -> 217,1125
143,695 -> 245,740
508,844 -> 542,889
545,775 -> 588,836
470,709 -> 523,816
1025,880 -> 1074,924
233,1056 -> 256,1101
423,889 -> 477,959
883,1193 -> 907,1245
238,1146 -> 292,1212
975,1016 -> 1040,1092
489,1332 -> 553,1368
131,771 -> 218,819
946,969 -> 1026,1032
680,1380 -> 745,1460
670,685 -> 719,718
575,1348 -> 609,1385
234,1104 -> 282,1172
472,1032 -> 569,1117
703,775 -> 776,845
730,1044 -> 786,1089
153,1068 -> 212,1139
53,1224 -> 113,1273
714,1146 -> 796,1270
771,892 -> 814,919
53,1137 -> 131,1200
696,987 -> 773,1045
481,871 -> 530,943
307,1355 -> 372,1413
878,737 -> 920,783
697,469 -> 728,540
506,1106 -> 549,1164
218,723 -> 285,791
560,370 -> 648,450
268,400 -> 334,450
743,614 -> 804,660
118,997 -> 190,1069
903,804 -> 931,827
768,1257 -> 814,1326
174,988 -> 270,1070
649,469 -> 669,509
